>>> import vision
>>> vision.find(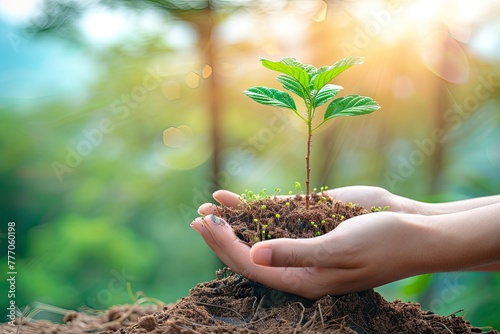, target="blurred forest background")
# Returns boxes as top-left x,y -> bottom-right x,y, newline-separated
1,0 -> 499,329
